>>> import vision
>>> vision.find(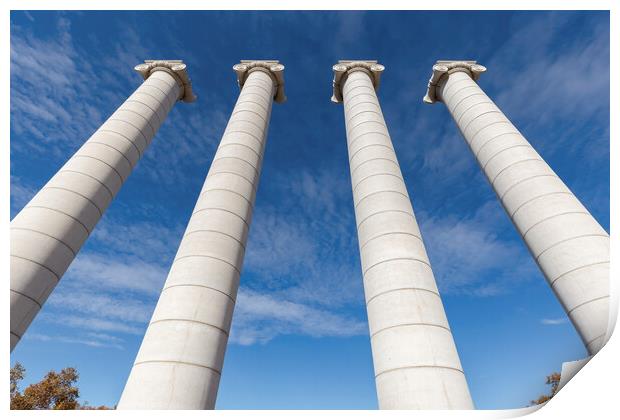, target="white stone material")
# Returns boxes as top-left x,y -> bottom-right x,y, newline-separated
424,60 -> 610,355
333,61 -> 474,410
10,60 -> 194,352
118,61 -> 285,410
